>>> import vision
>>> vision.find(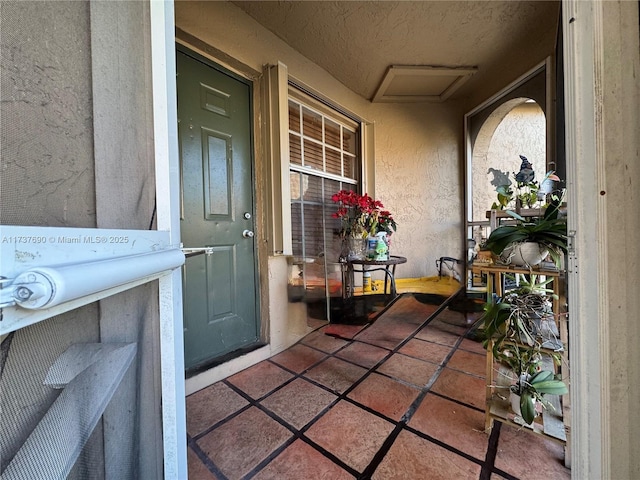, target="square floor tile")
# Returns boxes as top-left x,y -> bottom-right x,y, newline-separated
408,393 -> 489,460
431,309 -> 472,333
446,348 -> 486,378
335,341 -> 390,369
430,368 -> 486,410
270,343 -> 327,373
186,381 -> 249,436
325,323 -> 369,340
415,325 -> 460,346
354,320 -> 417,350
372,429 -> 481,479
187,447 -> 216,480
261,378 -> 338,430
304,357 -> 368,394
301,328 -> 350,353
459,337 -> 486,355
376,353 -> 439,387
227,361 -> 294,399
348,372 -> 420,421
305,400 -> 394,473
197,406 -> 292,479
495,422 -> 570,479
398,338 -> 453,365
253,439 -> 355,479
381,294 -> 441,326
